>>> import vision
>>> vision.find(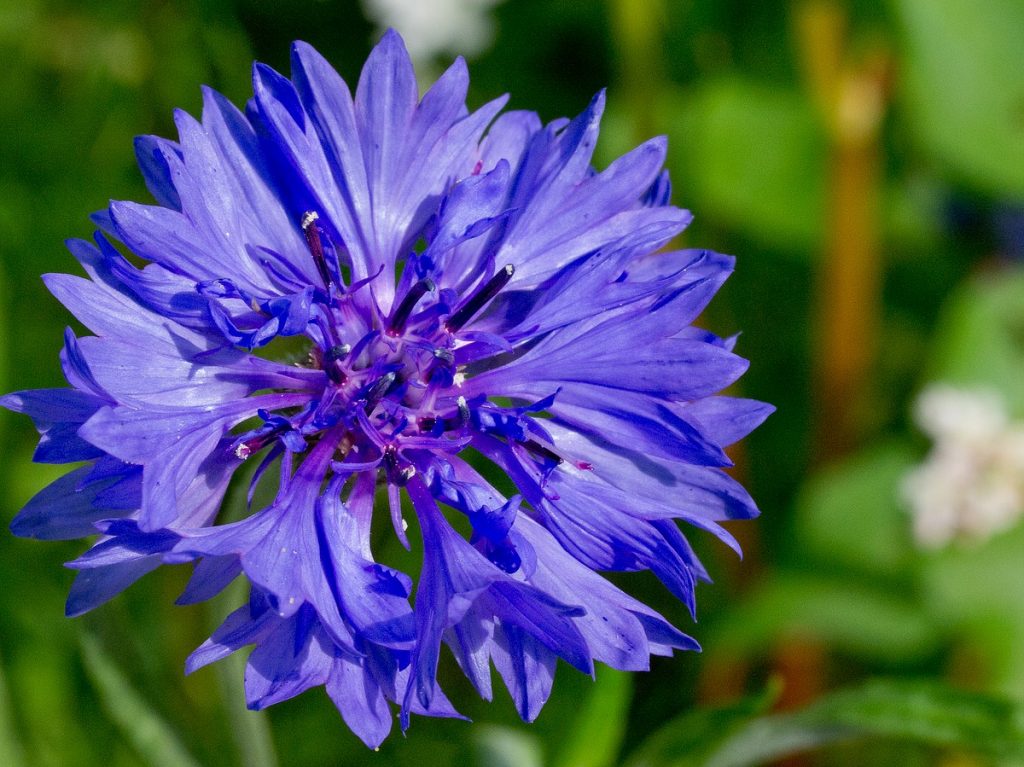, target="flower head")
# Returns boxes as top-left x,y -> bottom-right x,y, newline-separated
4,31 -> 771,746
